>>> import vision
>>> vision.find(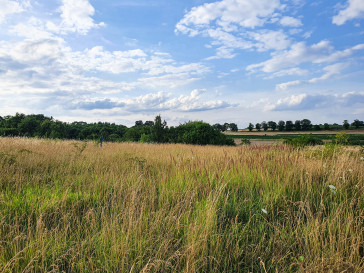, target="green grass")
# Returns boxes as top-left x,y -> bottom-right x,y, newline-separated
0,138 -> 363,272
